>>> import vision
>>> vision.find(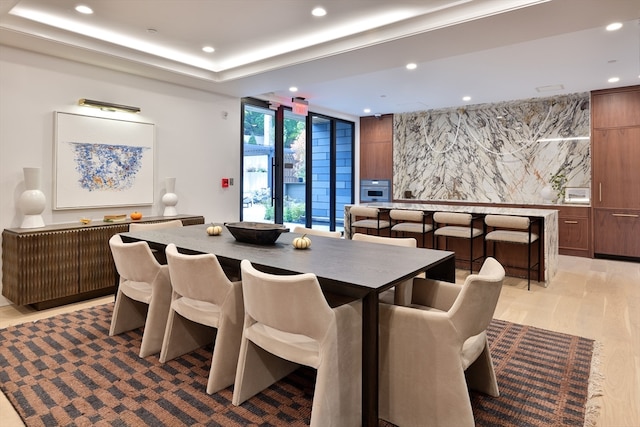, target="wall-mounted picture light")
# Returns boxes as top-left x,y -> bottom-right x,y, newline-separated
78,98 -> 140,113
